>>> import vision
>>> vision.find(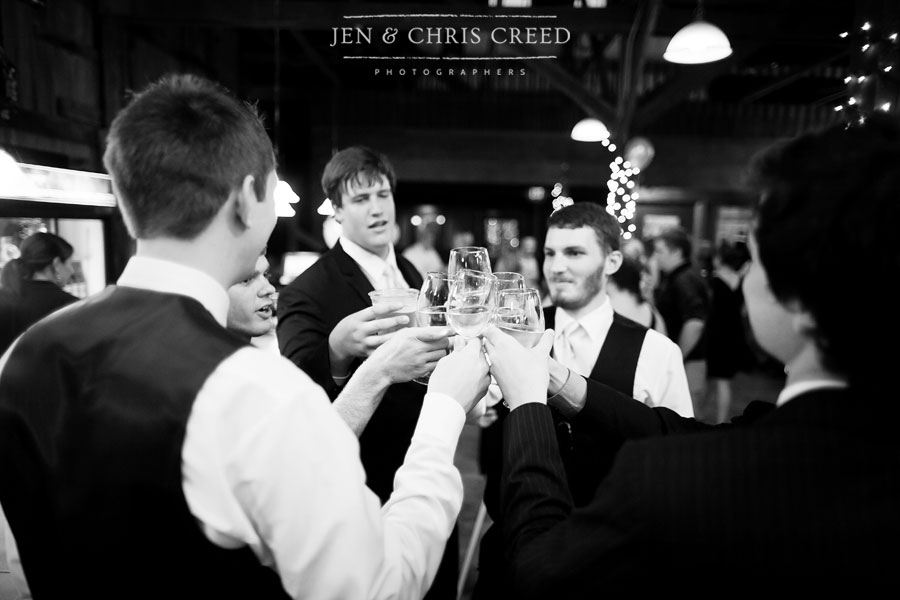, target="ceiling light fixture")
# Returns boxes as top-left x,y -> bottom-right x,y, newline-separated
570,117 -> 610,142
663,0 -> 733,65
